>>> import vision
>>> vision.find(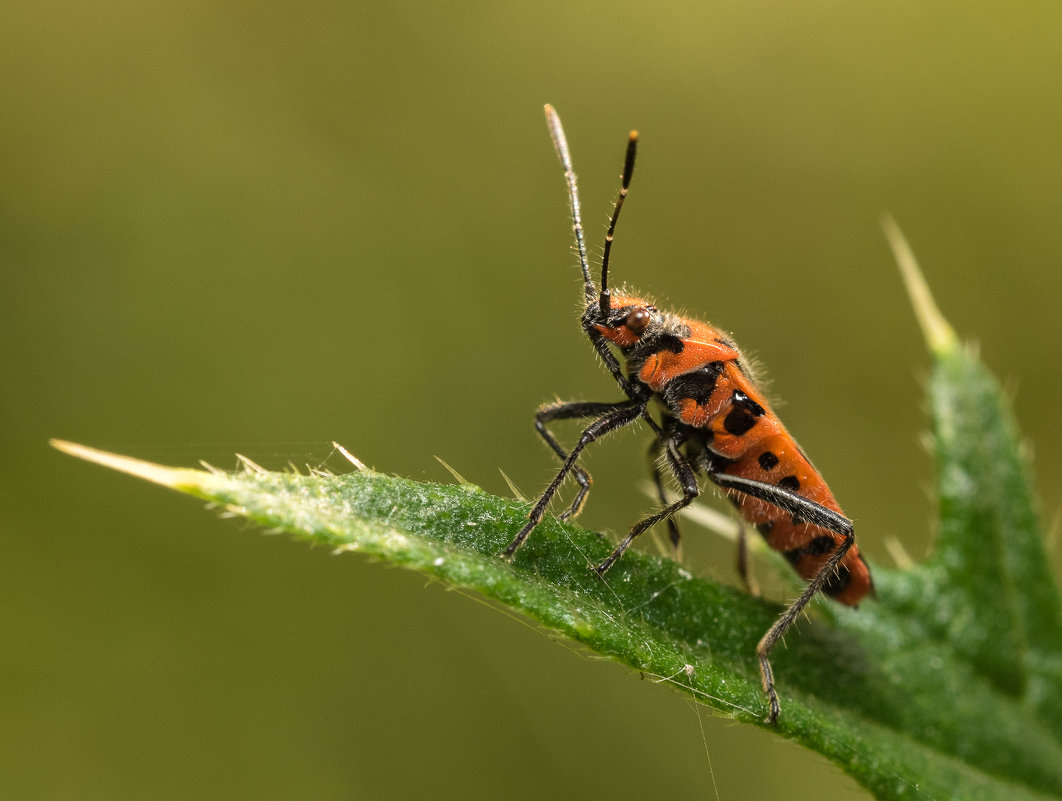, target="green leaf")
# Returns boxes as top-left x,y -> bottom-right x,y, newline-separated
50,226 -> 1062,801
51,404 -> 1062,801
